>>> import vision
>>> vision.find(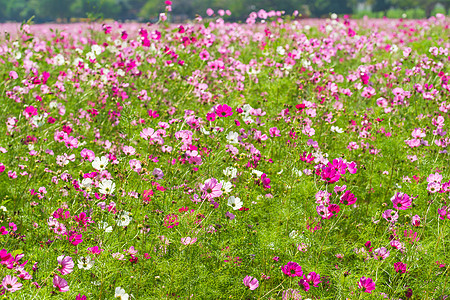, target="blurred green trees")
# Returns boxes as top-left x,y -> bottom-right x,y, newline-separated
0,0 -> 447,22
